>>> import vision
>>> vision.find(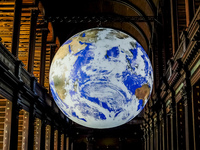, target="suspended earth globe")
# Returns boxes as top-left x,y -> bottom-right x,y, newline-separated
49,27 -> 153,129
